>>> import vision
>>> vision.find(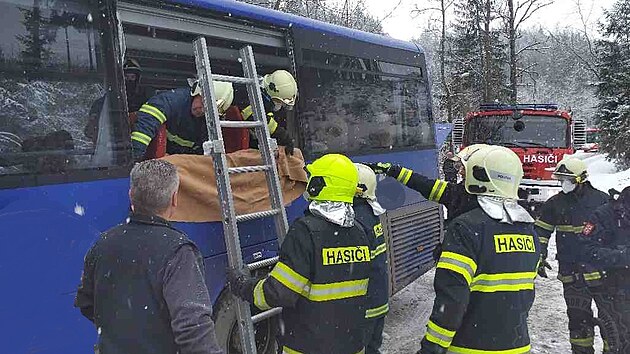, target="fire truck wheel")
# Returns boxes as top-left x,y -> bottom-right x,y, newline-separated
213,289 -> 279,354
